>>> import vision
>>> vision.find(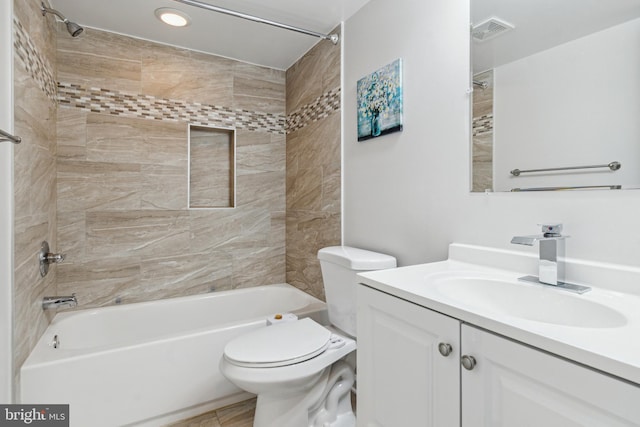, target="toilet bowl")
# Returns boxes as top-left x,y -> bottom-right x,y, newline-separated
220,318 -> 356,427
219,246 -> 396,427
